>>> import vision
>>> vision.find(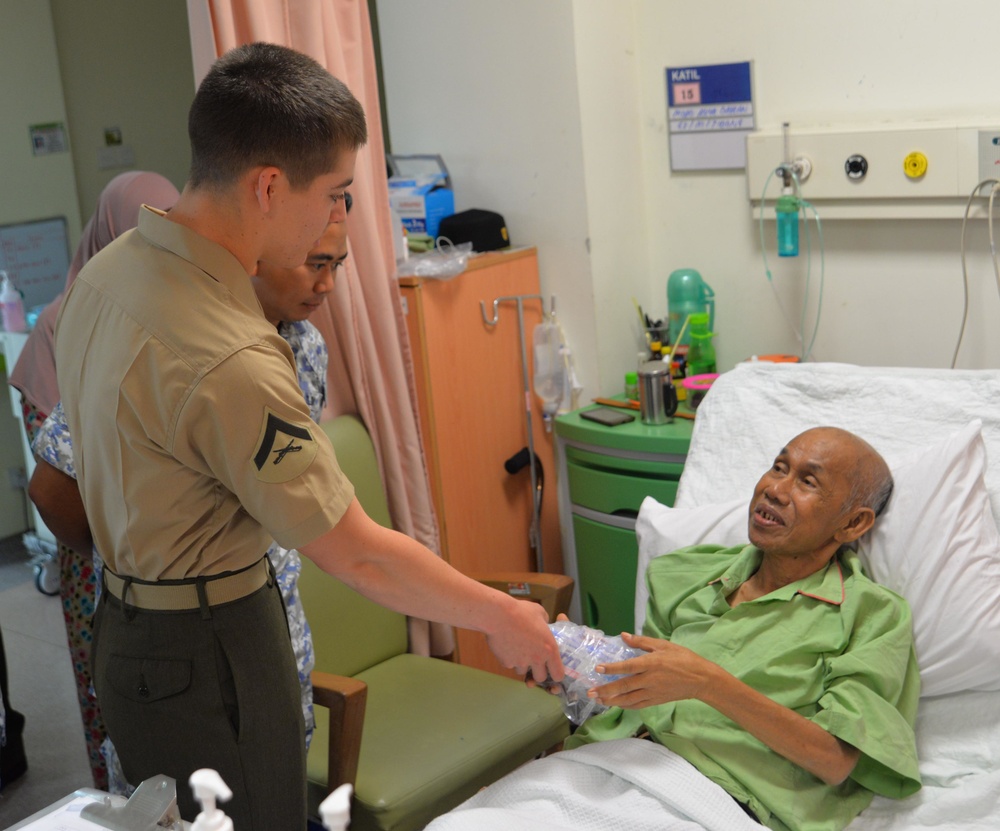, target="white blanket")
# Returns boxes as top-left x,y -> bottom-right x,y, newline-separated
425,739 -> 760,831
427,690 -> 1000,831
